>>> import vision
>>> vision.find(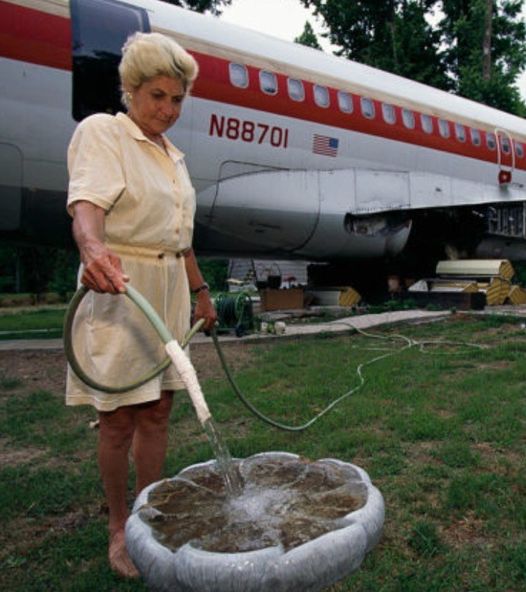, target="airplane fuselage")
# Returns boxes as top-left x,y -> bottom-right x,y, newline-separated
1,0 -> 526,265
